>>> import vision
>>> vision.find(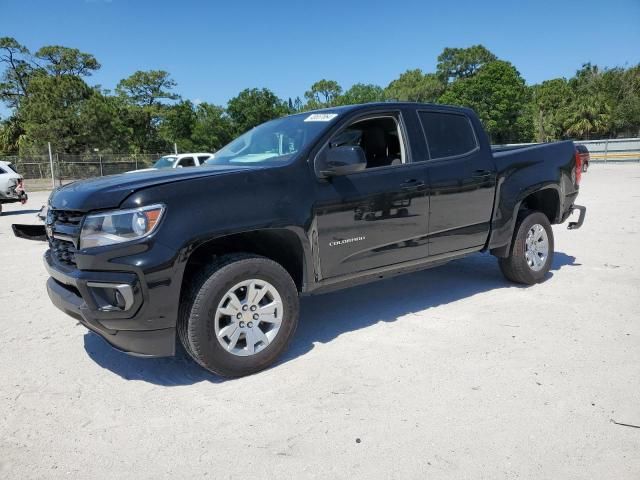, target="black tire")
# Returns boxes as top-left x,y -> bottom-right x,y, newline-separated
498,211 -> 554,285
178,253 -> 299,377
